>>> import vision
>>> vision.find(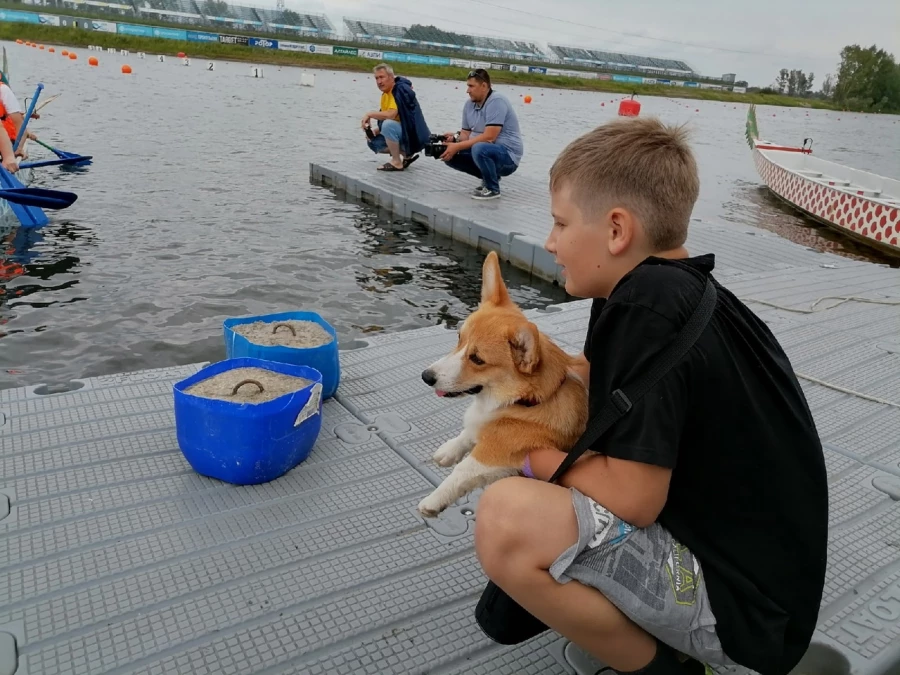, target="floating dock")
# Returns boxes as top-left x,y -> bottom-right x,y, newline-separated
0,161 -> 899,675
